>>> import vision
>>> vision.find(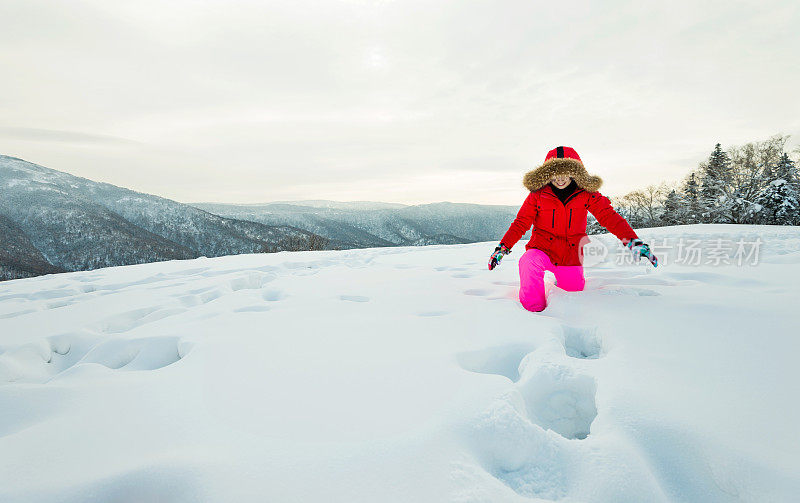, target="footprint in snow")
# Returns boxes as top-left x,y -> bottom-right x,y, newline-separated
468,387 -> 569,499
22,288 -> 77,301
0,334 -> 190,385
598,286 -> 660,296
462,331 -> 603,497
0,308 -> 38,319
340,295 -> 370,303
93,306 -> 188,334
177,295 -> 203,307
435,266 -> 468,272
561,325 -> 604,359
234,305 -> 271,313
463,288 -> 492,297
452,273 -> 476,279
261,290 -> 286,301
492,280 -> 518,287
199,288 -> 225,303
456,343 -> 538,382
517,362 -> 598,440
228,272 -> 276,291
46,298 -> 79,310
